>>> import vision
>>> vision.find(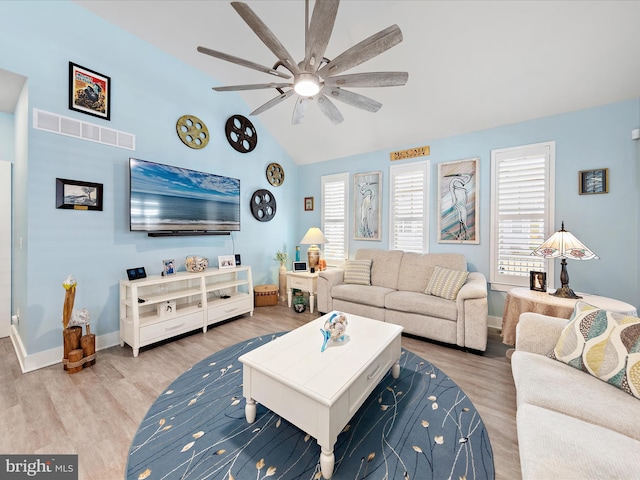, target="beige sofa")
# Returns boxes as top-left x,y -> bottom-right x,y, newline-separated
317,249 -> 488,351
512,312 -> 640,479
